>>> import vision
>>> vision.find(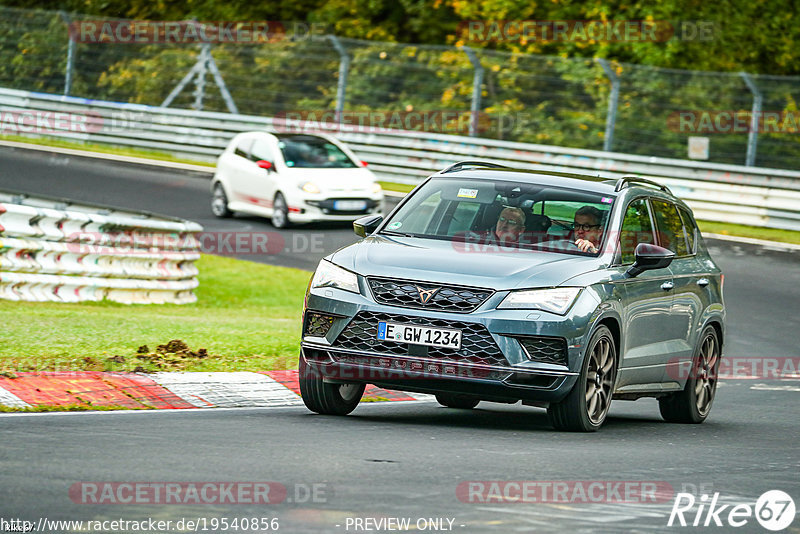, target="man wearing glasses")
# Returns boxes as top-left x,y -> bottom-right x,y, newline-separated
573,205 -> 603,253
494,207 -> 527,243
